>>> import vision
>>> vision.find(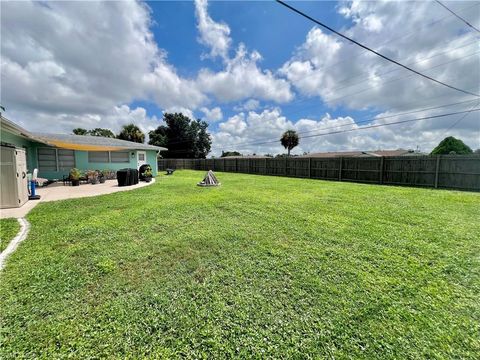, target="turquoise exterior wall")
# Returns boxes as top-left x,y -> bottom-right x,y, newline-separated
1,129 -> 159,179
146,150 -> 159,176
